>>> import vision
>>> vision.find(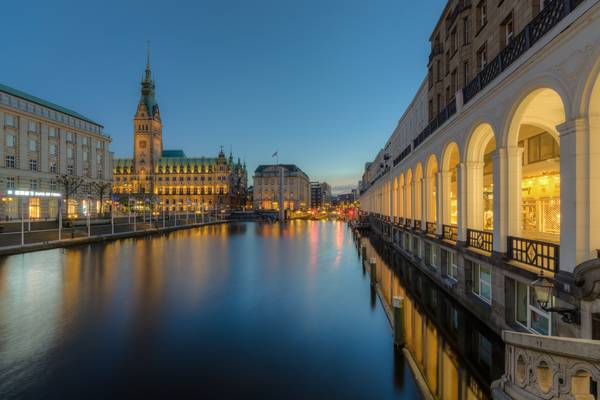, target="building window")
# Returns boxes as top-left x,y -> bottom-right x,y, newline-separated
30,179 -> 38,190
450,28 -> 457,54
451,69 -> 458,94
49,143 -> 57,155
515,281 -> 551,335
29,139 -> 37,152
463,17 -> 470,45
81,136 -> 88,145
477,43 -> 487,72
28,120 -> 39,133
29,159 -> 38,171
49,180 -> 57,191
67,147 -> 73,159
67,165 -> 74,175
501,12 -> 514,49
4,114 -> 16,127
66,132 -> 74,142
443,250 -> 459,280
29,197 -> 40,219
5,155 -> 15,168
527,132 -> 559,164
83,151 -> 89,161
50,162 -> 57,173
477,0 -> 487,30
49,127 -> 58,138
472,262 -> 492,303
6,177 -> 15,189
463,61 -> 470,85
6,134 -> 15,147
